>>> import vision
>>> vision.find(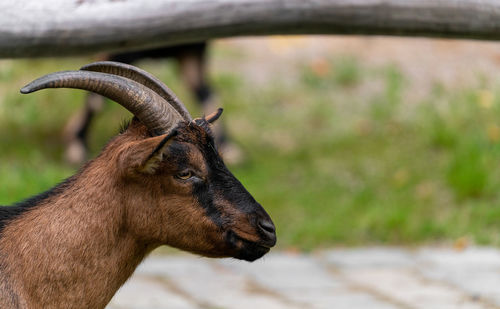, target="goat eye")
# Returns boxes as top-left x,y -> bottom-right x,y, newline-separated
176,171 -> 193,180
